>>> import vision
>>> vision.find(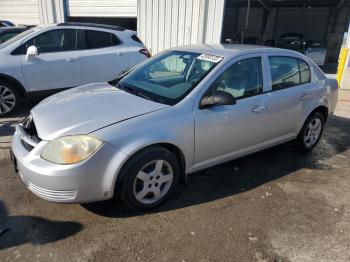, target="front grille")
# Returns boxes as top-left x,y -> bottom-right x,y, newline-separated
27,182 -> 77,201
19,114 -> 41,152
21,139 -> 34,151
21,114 -> 38,138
